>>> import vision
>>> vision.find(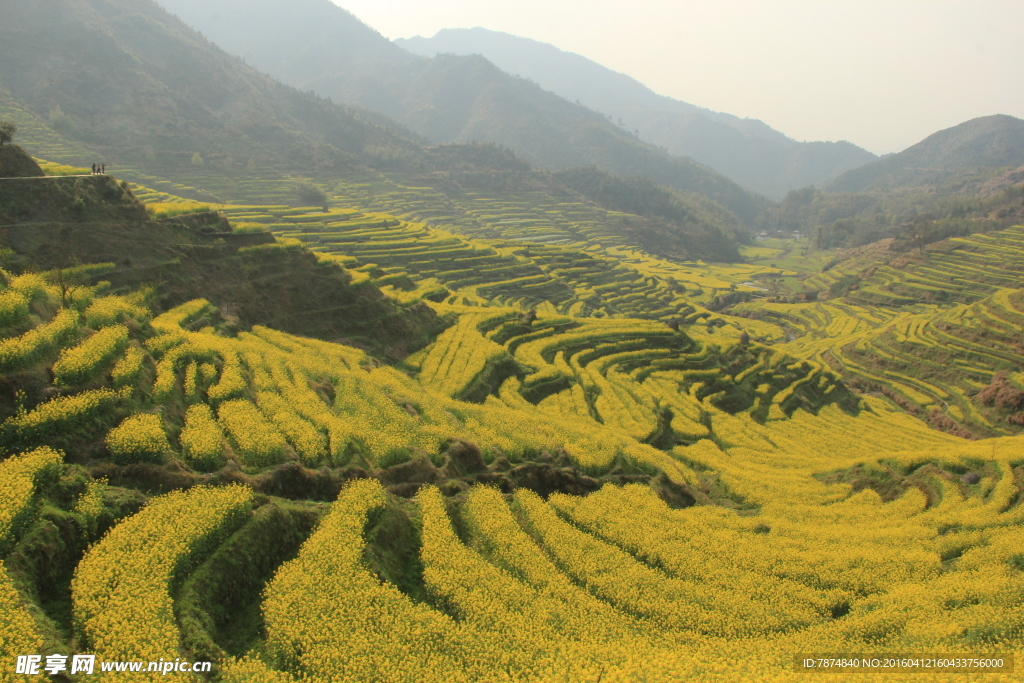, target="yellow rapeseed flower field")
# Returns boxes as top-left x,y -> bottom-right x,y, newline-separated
106,413 -> 170,464
217,399 -> 287,468
179,404 -> 226,470
1,287 -> 1020,682
72,486 -> 252,682
52,324 -> 129,387
0,289 -> 30,328
84,295 -> 150,329
0,308 -> 78,373
111,346 -> 147,389
0,447 -> 62,679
